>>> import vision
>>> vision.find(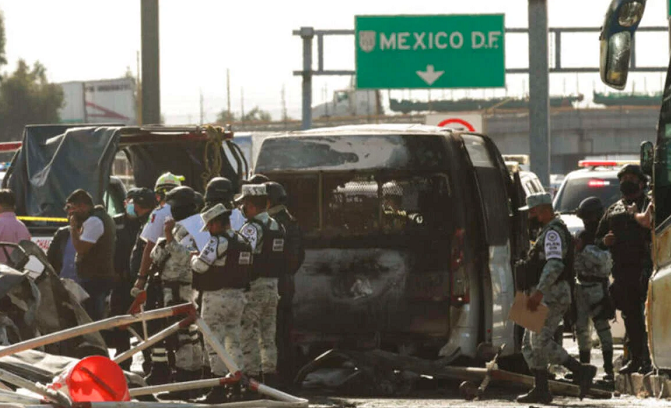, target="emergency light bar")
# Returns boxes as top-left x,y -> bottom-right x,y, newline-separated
578,160 -> 638,168
588,179 -> 611,187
